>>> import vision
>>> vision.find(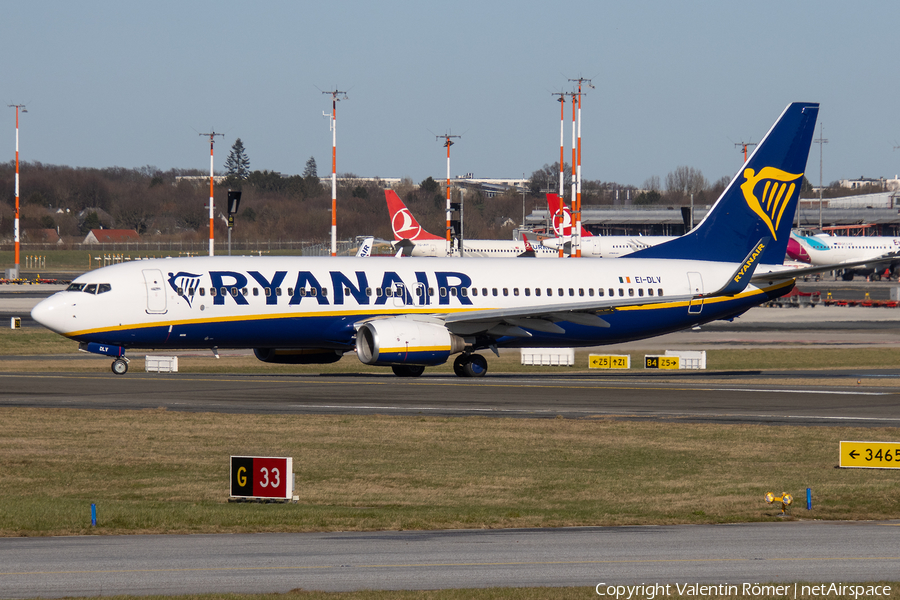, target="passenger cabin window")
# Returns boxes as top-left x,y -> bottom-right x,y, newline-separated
524,288 -> 530,296
503,288 -> 509,296
199,288 -> 206,296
